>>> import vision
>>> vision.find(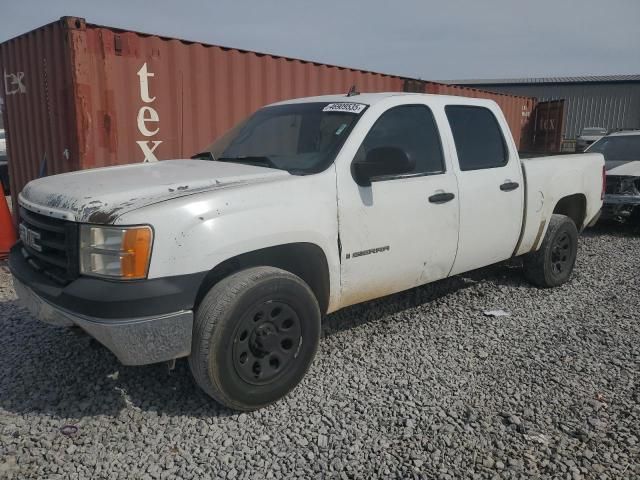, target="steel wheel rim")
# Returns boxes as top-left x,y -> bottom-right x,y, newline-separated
550,231 -> 572,276
232,301 -> 302,385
